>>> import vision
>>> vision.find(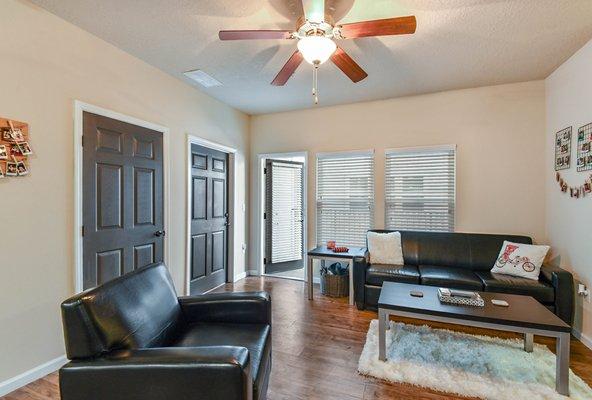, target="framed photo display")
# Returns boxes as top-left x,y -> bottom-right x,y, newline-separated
577,123 -> 592,172
555,127 -> 571,171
